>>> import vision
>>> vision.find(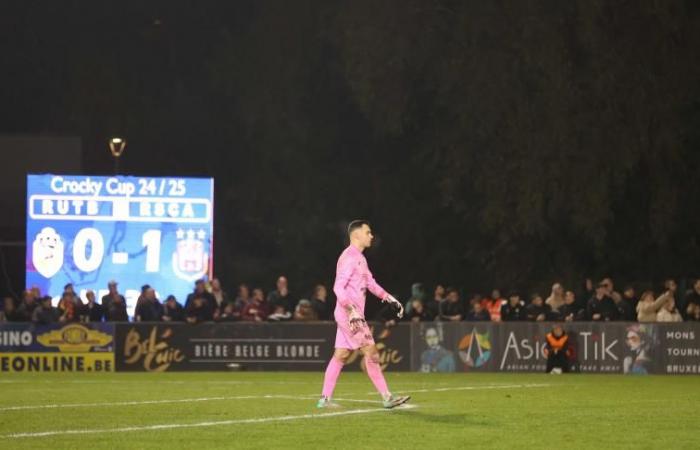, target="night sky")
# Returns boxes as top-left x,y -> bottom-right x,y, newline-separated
2,1 -> 700,300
